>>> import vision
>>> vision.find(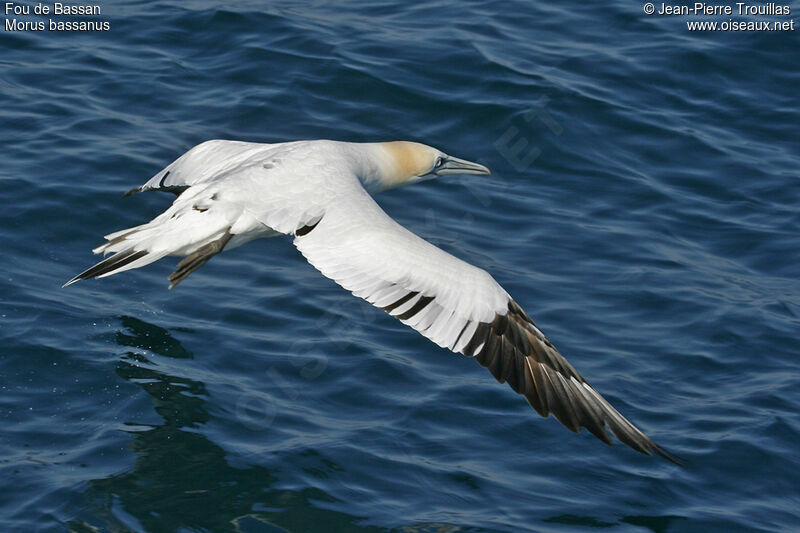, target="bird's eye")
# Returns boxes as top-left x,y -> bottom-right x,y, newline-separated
434,157 -> 444,168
